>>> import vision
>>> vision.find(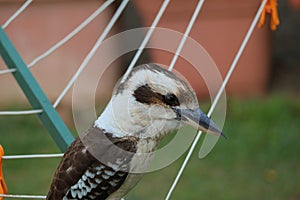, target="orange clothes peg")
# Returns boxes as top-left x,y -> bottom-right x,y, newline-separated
258,0 -> 280,30
0,145 -> 7,199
